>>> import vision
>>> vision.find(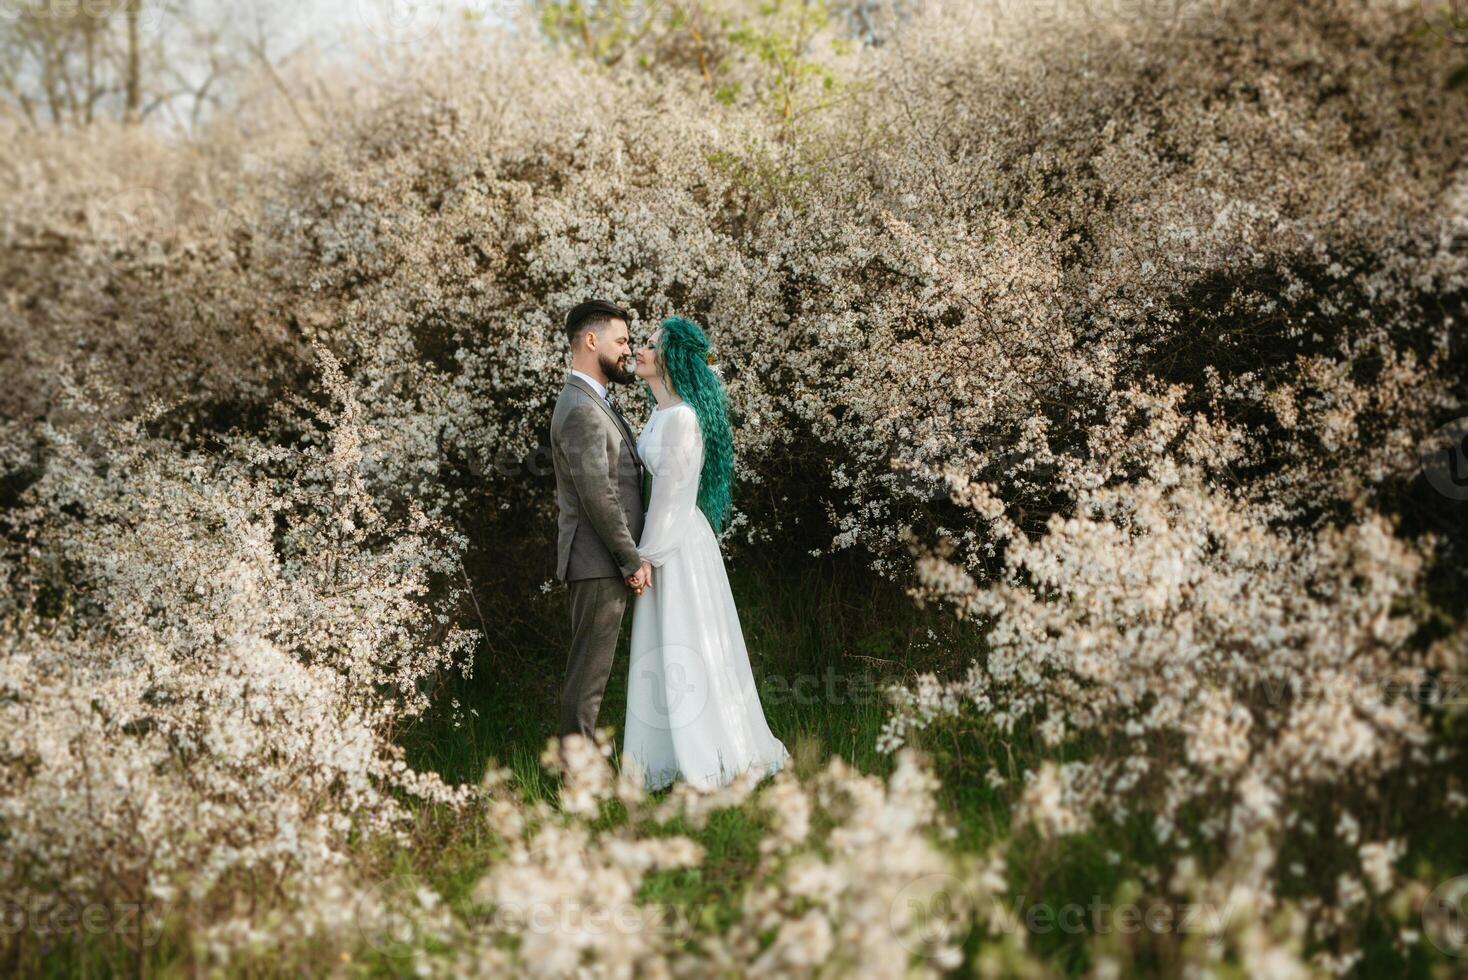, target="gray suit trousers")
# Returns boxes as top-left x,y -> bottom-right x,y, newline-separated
560,576 -> 630,740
